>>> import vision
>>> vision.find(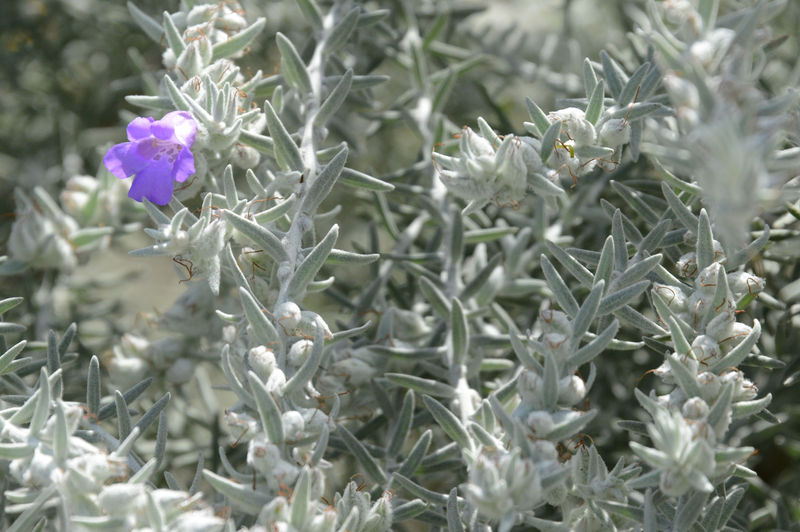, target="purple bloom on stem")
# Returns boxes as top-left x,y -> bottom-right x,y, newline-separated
103,111 -> 198,205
